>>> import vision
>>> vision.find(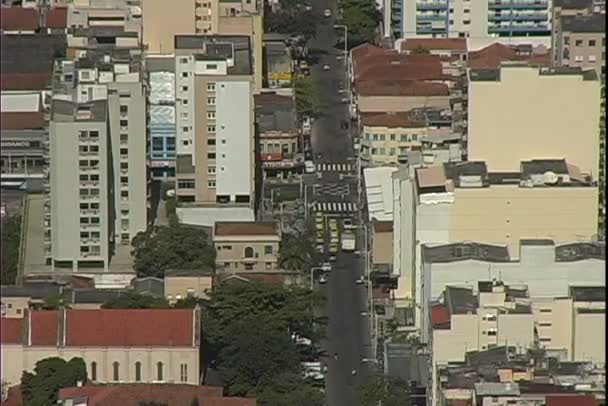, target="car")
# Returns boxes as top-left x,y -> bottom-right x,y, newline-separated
323,64 -> 331,71
329,254 -> 337,262
340,120 -> 348,130
319,275 -> 328,284
321,262 -> 332,272
329,243 -> 338,254
343,218 -> 354,229
340,97 -> 349,103
324,8 -> 331,17
329,218 -> 338,231
316,244 -> 324,253
304,160 -> 315,173
355,277 -> 366,285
